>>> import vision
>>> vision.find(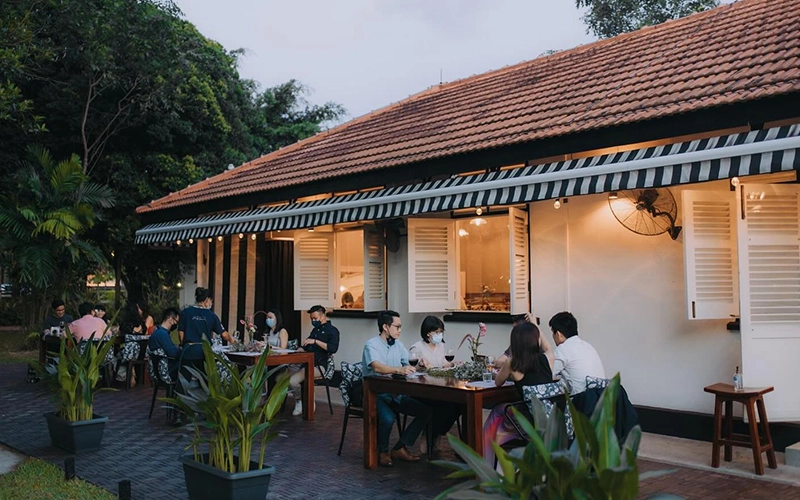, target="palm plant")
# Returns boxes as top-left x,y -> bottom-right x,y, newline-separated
435,374 -> 668,500
41,328 -> 117,421
163,342 -> 289,473
0,145 -> 113,327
